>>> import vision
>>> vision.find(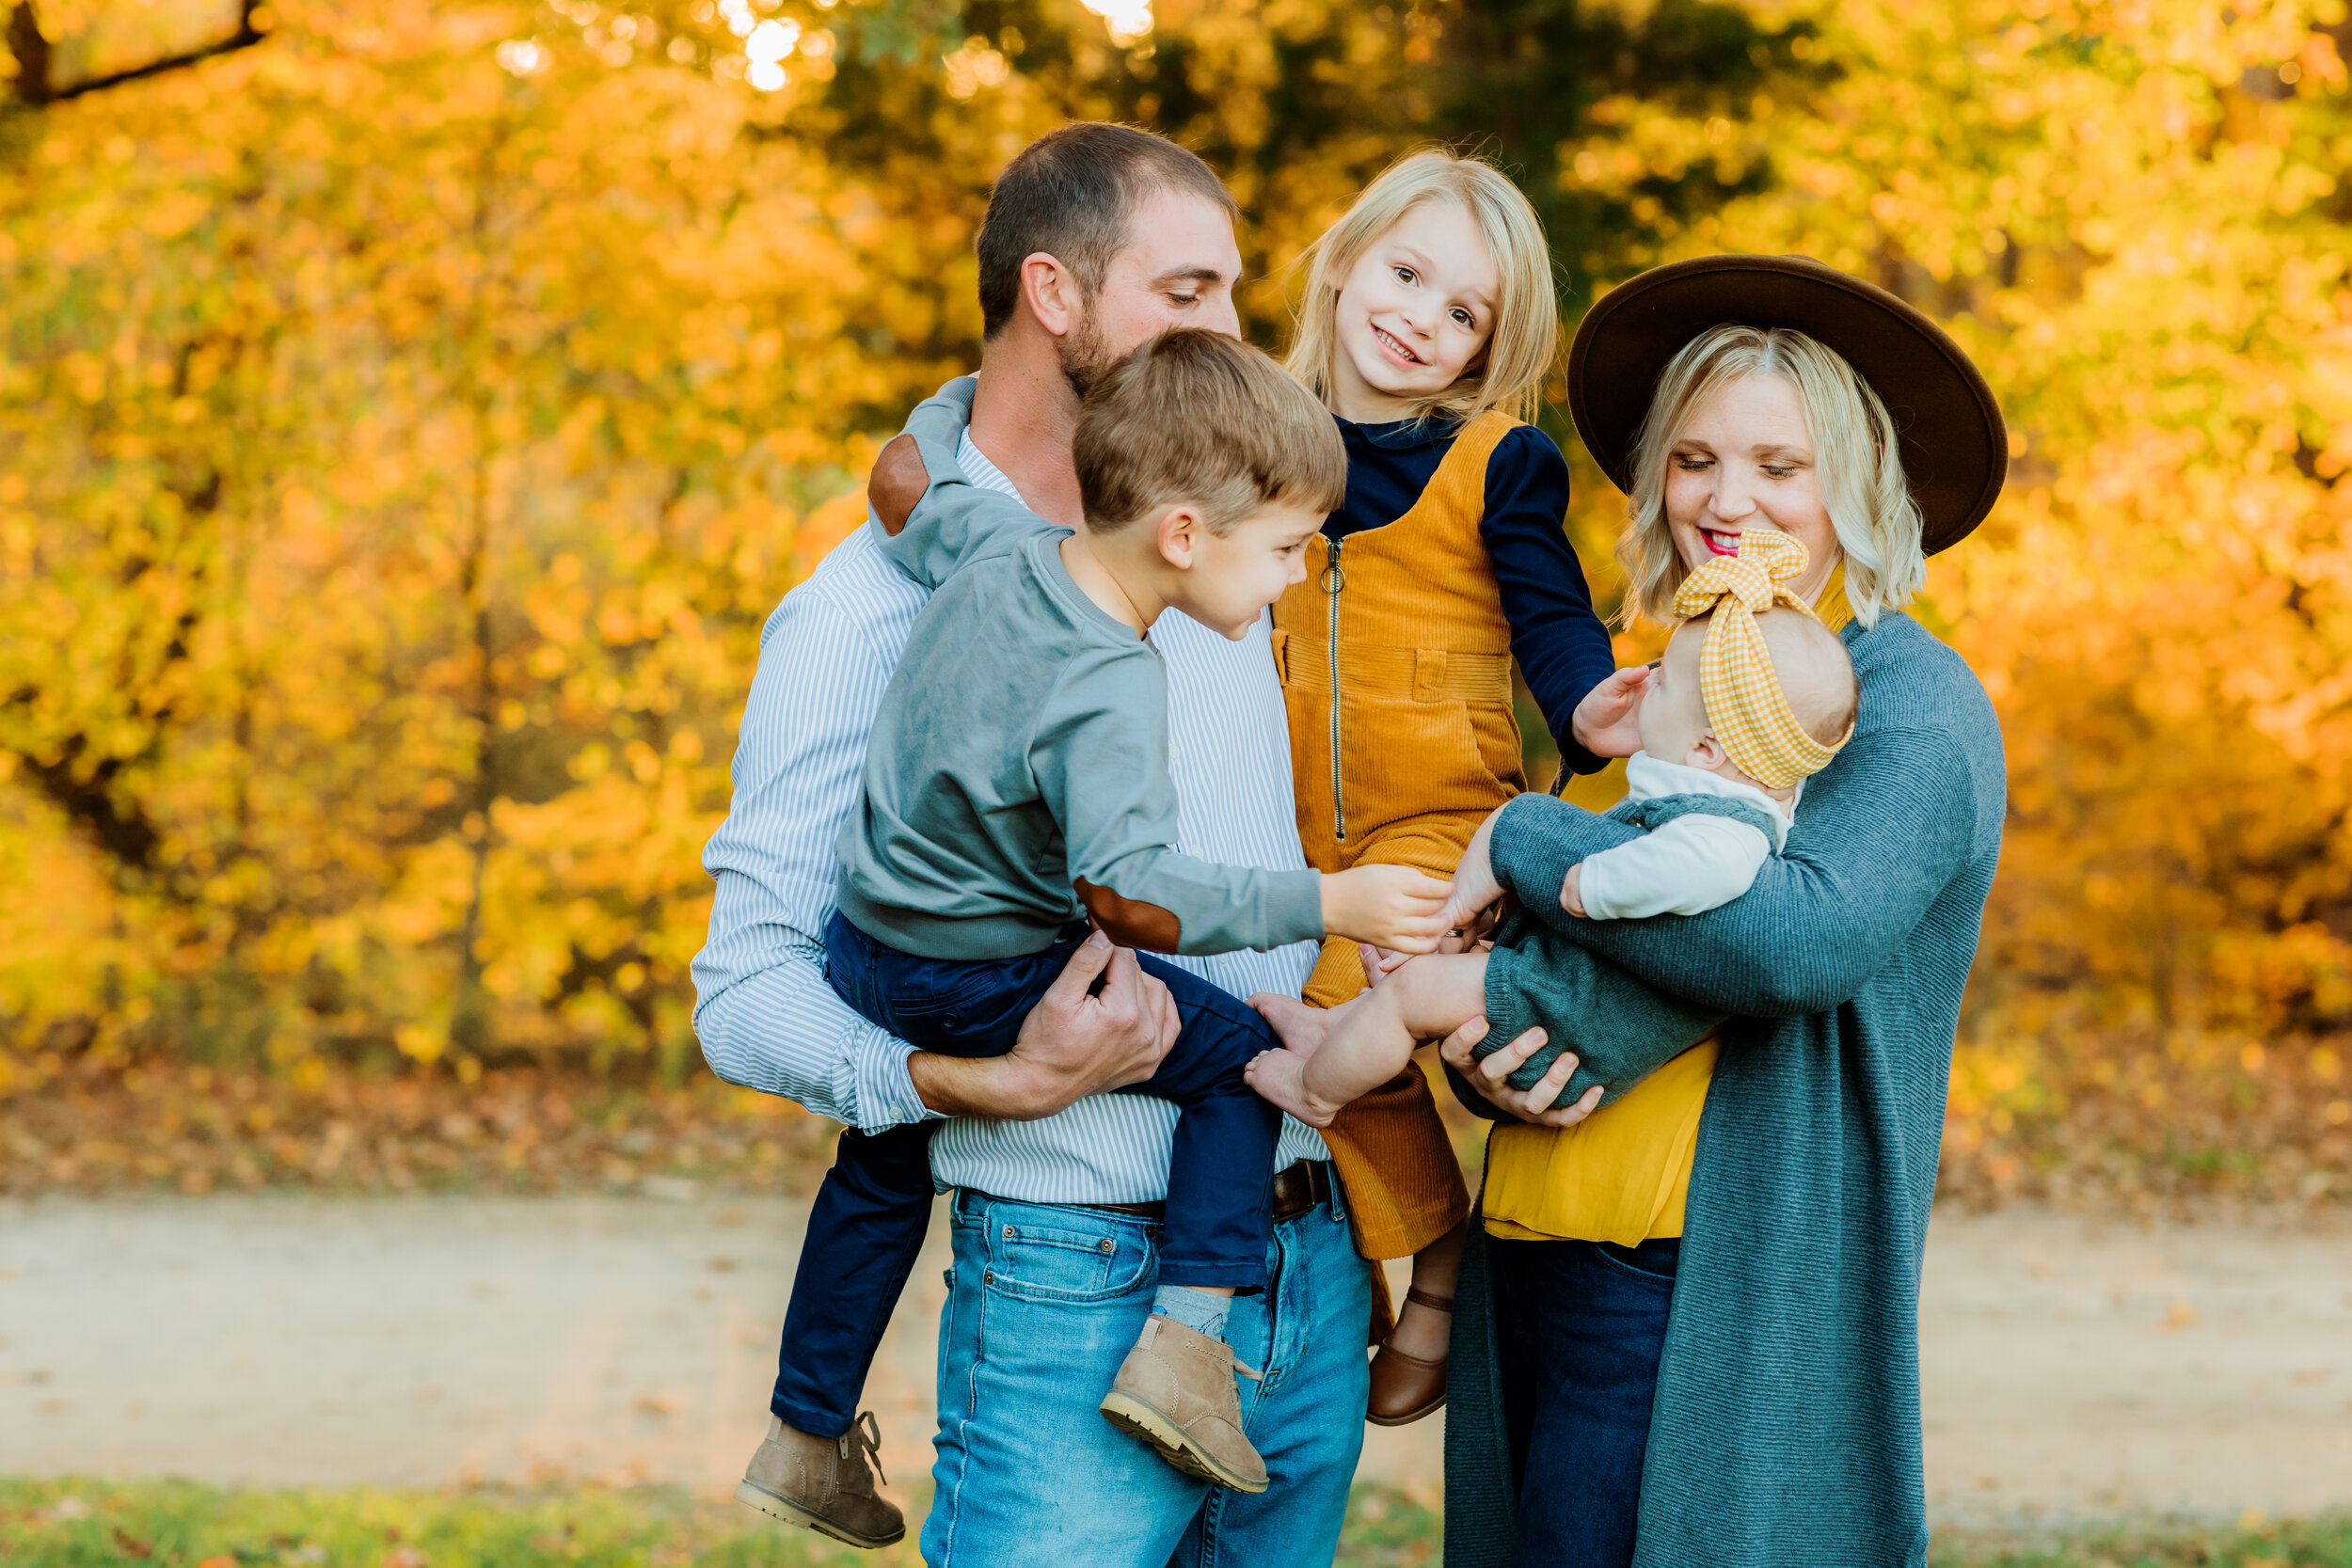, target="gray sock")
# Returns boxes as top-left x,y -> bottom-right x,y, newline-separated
1151,1284 -> 1231,1343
